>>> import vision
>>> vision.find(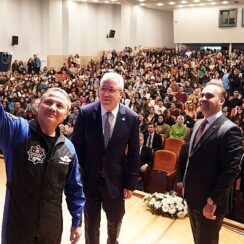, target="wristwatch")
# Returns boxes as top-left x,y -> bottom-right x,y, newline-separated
207,197 -> 214,205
